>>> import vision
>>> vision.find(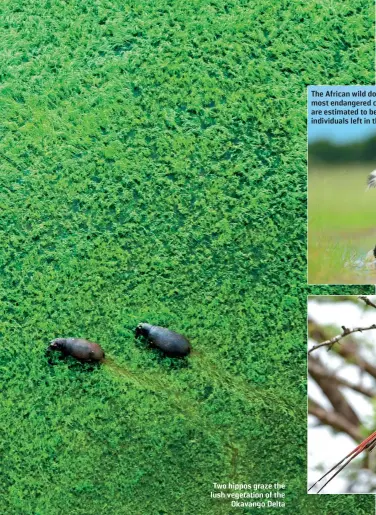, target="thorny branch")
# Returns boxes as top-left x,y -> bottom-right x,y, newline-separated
308,324 -> 376,354
308,297 -> 376,355
308,318 -> 376,380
